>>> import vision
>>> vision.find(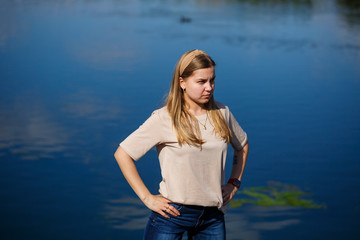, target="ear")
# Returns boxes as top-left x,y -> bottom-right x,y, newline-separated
179,77 -> 186,90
